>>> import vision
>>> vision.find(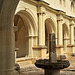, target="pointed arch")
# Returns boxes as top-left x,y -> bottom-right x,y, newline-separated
16,10 -> 37,35
63,23 -> 69,37
45,18 -> 56,33
14,10 -> 37,58
45,18 -> 56,53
